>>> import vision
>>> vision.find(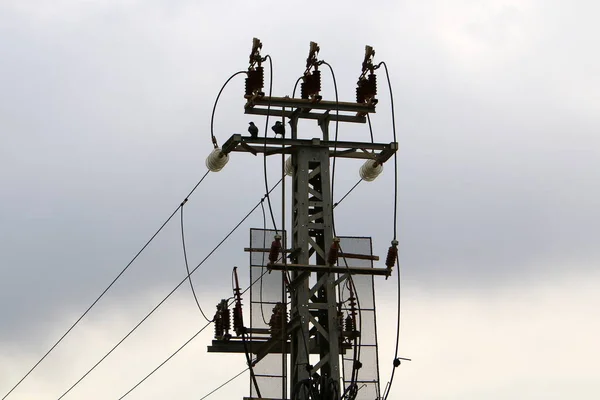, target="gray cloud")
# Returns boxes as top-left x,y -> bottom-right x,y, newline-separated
1,0 -> 598,397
